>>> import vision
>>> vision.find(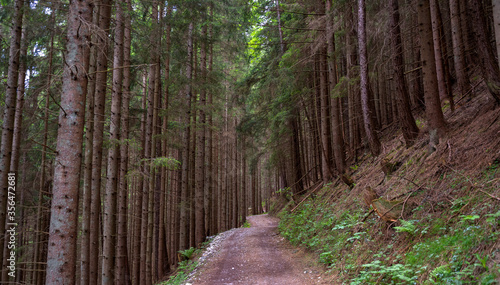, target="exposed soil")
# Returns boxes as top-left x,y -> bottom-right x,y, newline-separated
187,214 -> 331,285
